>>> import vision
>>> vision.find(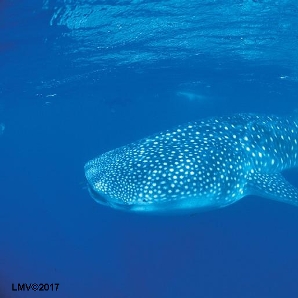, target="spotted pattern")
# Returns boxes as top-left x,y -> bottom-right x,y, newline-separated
84,113 -> 298,213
